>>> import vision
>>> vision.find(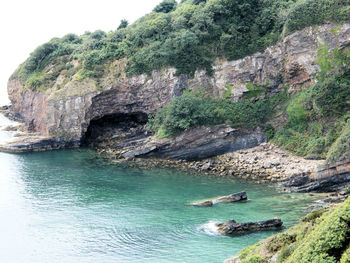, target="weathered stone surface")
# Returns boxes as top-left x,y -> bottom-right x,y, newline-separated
190,191 -> 247,207
191,200 -> 213,207
0,135 -> 79,153
216,218 -> 283,235
127,125 -> 266,160
0,105 -> 24,122
7,23 -> 350,147
85,123 -> 266,160
282,157 -> 350,192
215,192 -> 248,203
315,195 -> 348,204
